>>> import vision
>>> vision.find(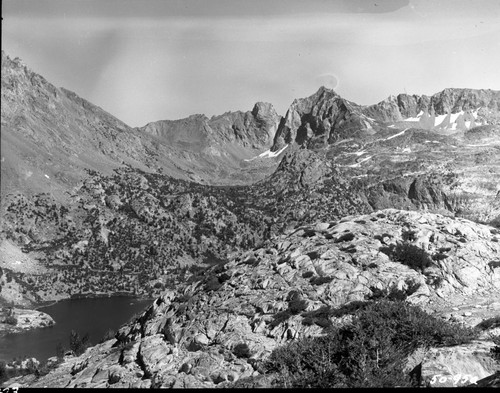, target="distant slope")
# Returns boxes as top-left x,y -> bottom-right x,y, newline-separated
1,51 -> 165,204
1,51 -> 283,209
136,102 -> 281,184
